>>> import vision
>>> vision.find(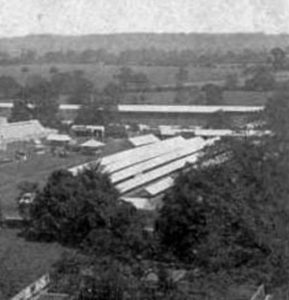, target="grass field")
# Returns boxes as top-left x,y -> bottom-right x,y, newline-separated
0,63 -> 237,89
123,90 -> 269,106
0,138 -> 131,217
0,229 -> 67,298
0,138 -> 132,298
0,153 -> 94,216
